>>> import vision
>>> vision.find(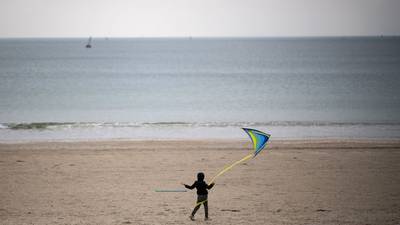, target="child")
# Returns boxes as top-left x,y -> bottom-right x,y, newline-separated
182,172 -> 215,221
